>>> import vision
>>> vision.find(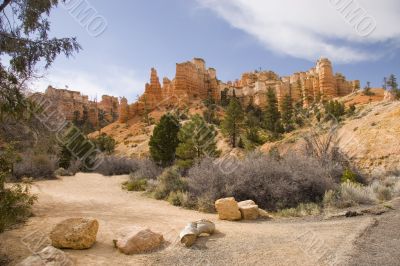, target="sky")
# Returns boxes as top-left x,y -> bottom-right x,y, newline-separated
30,0 -> 400,102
